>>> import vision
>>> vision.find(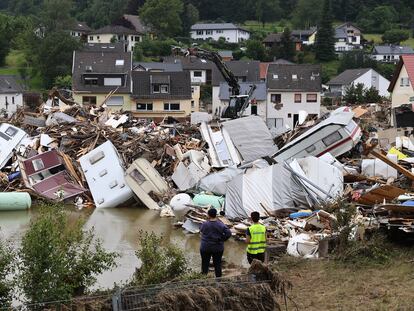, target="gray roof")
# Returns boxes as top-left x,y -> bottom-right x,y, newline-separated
70,21 -> 91,33
162,56 -> 214,71
131,71 -> 191,100
273,59 -> 295,65
263,33 -> 301,43
267,64 -> 322,91
89,25 -> 139,35
72,50 -> 132,93
82,42 -> 125,52
335,27 -> 347,39
0,75 -> 23,94
123,15 -> 150,34
291,28 -> 317,36
219,82 -> 267,101
191,23 -> 249,32
212,60 -> 261,86
372,45 -> 414,55
133,62 -> 183,72
327,68 -> 371,85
